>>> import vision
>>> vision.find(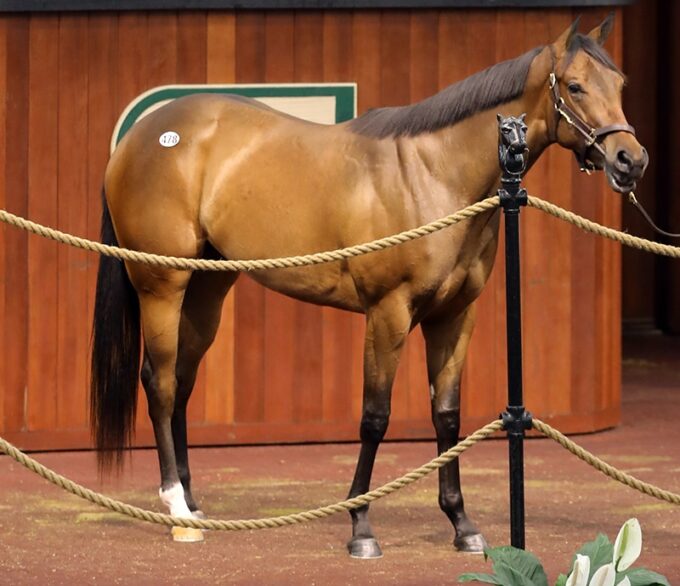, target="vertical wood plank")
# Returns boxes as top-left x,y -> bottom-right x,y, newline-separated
147,11 -> 178,84
57,15 -> 90,430
294,10 -> 323,82
206,12 -> 235,82
26,15 -> 59,432
3,16 -> 30,433
177,11 -> 206,84
87,14 -> 118,439
0,18 -> 7,431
